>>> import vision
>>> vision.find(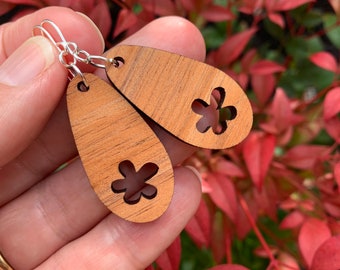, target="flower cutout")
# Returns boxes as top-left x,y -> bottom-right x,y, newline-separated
192,87 -> 237,134
111,160 -> 158,204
